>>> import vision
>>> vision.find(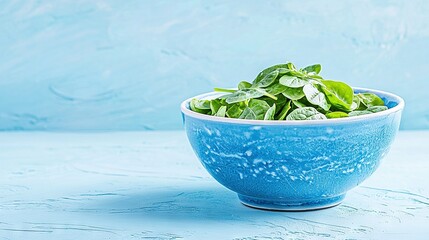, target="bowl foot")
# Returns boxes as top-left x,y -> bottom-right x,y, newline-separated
238,194 -> 345,211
